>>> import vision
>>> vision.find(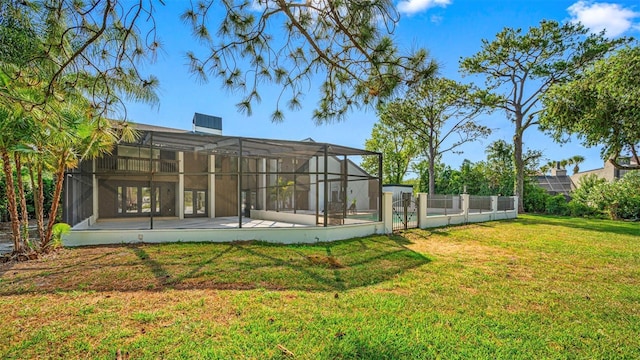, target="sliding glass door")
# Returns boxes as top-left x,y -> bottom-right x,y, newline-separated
184,189 -> 207,217
117,186 -> 160,215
